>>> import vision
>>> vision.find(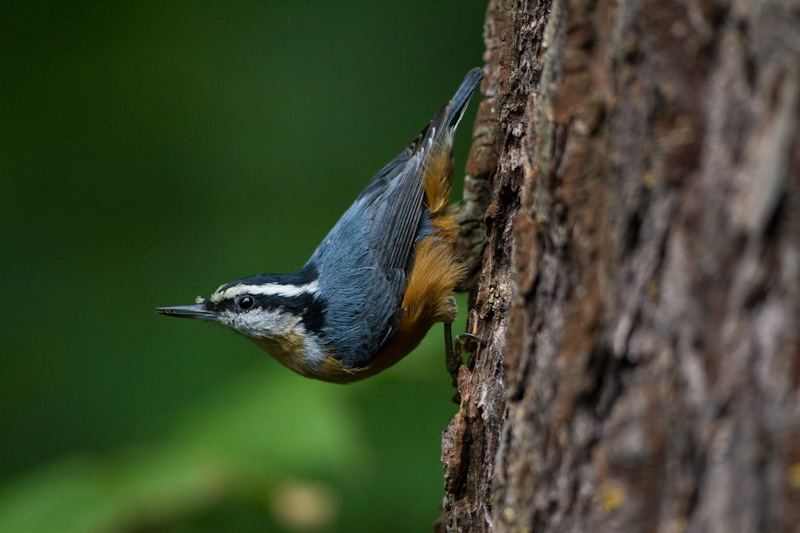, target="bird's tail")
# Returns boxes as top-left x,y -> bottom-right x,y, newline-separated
446,67 -> 483,131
